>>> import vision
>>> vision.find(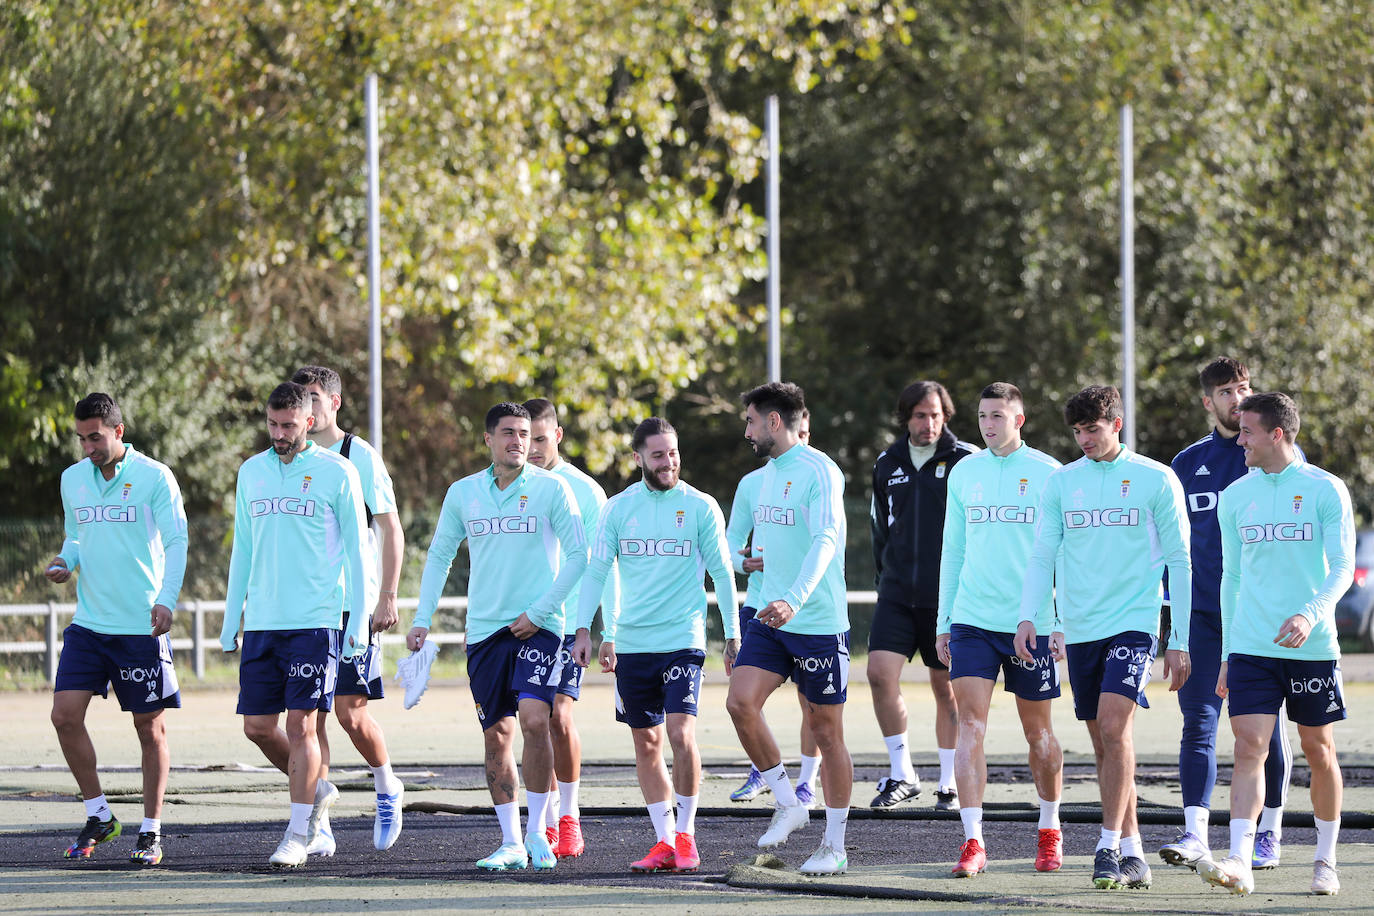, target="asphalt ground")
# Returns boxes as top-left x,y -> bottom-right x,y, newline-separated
2,667 -> 1373,914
